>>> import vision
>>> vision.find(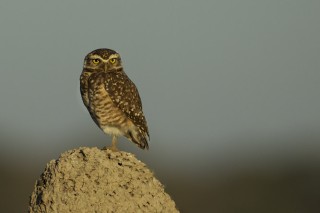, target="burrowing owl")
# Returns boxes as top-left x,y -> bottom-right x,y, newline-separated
80,48 -> 149,151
